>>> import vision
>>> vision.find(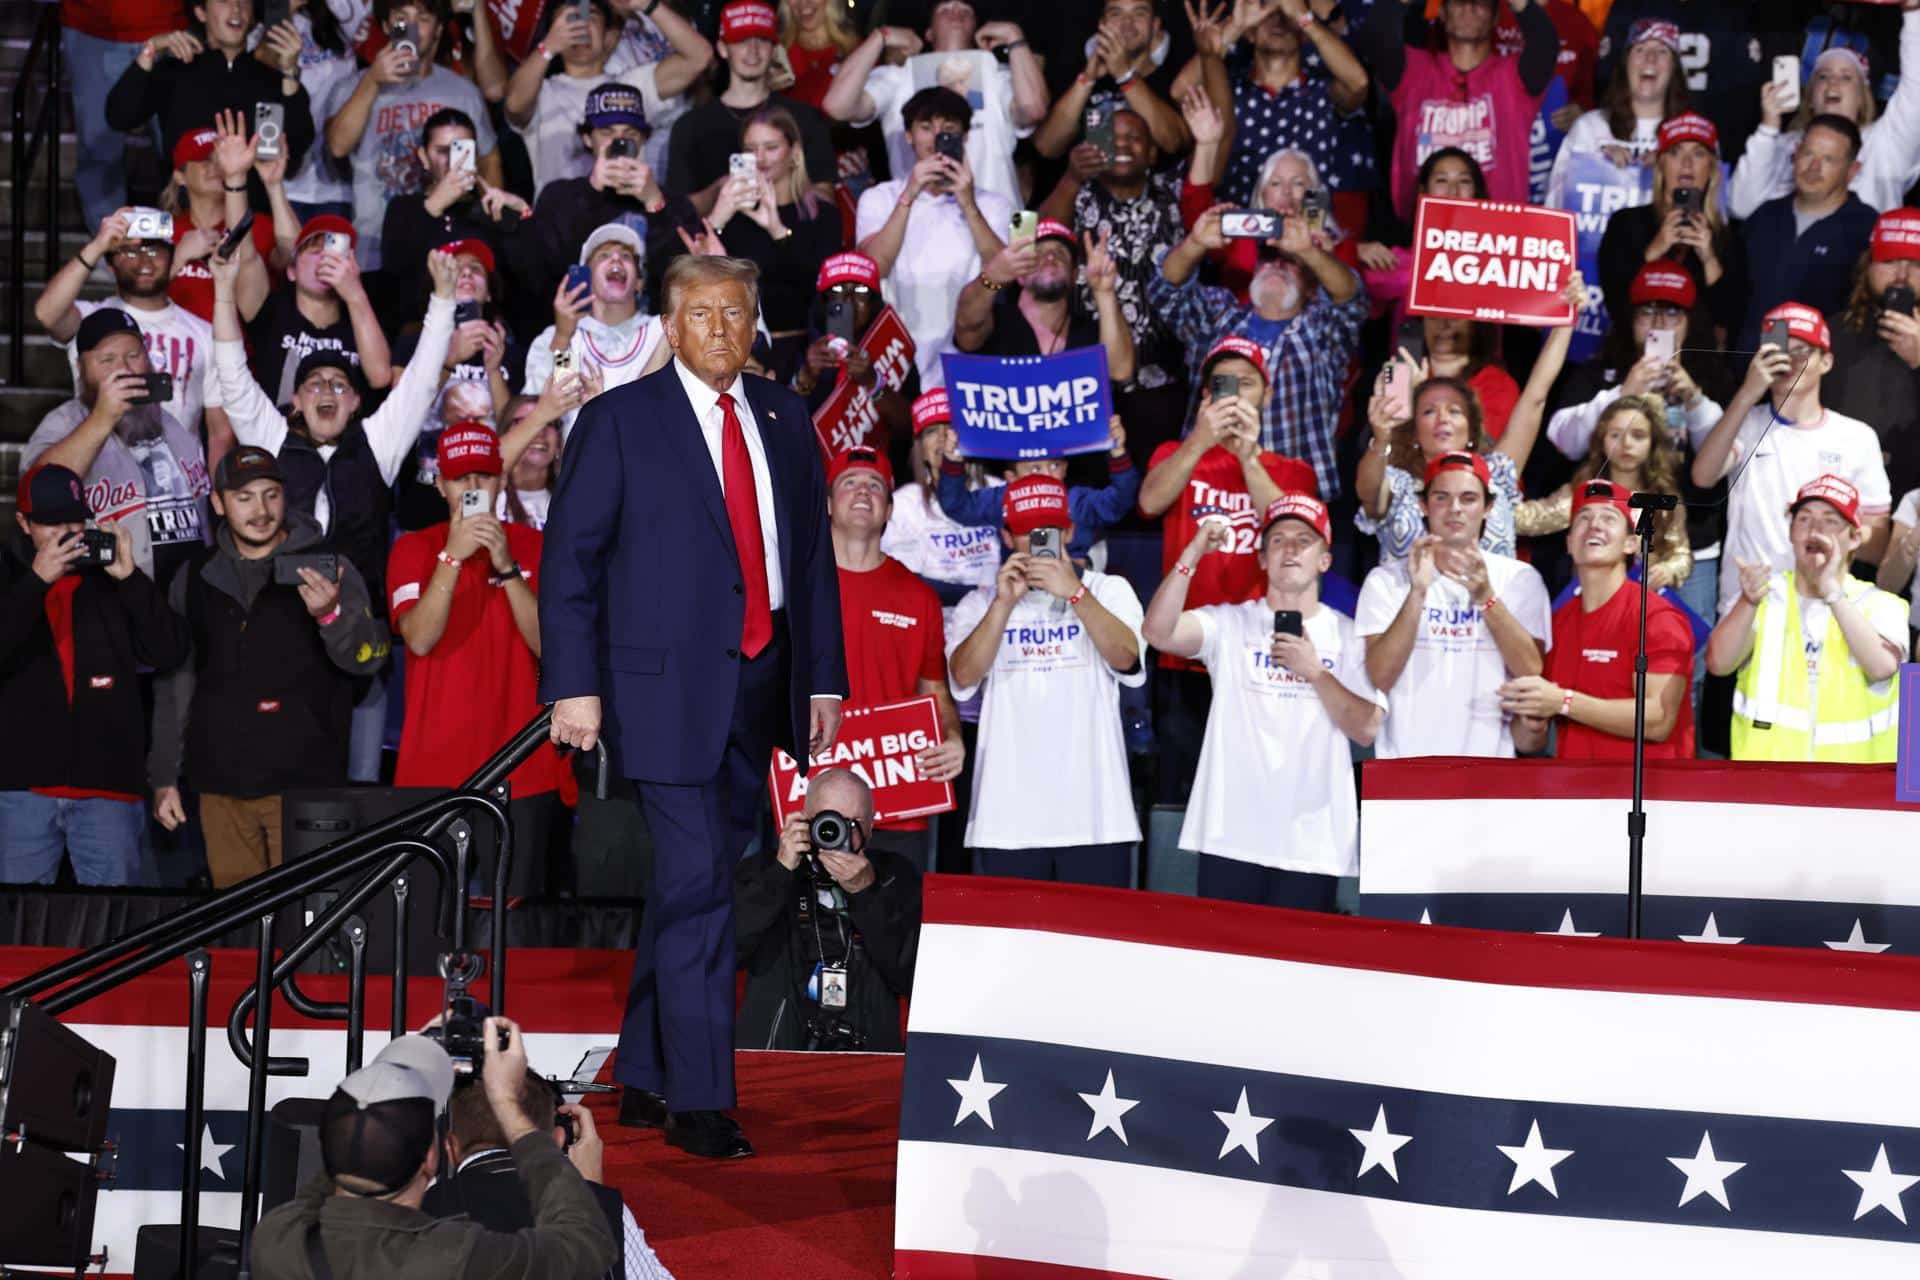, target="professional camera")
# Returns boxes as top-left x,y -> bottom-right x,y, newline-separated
75,529 -> 117,568
424,951 -> 499,1078
805,809 -> 860,886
